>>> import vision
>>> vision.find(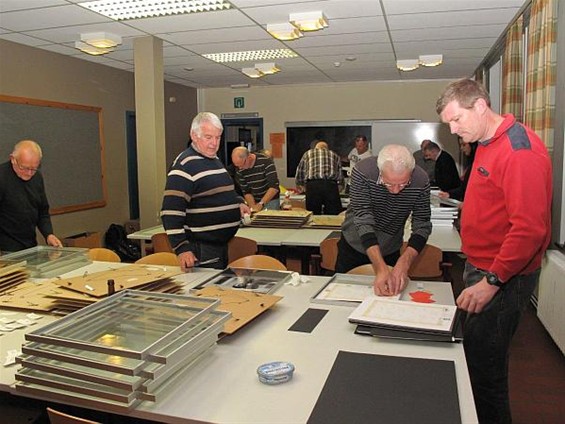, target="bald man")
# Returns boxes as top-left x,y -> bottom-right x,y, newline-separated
0,140 -> 62,253
295,141 -> 343,215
